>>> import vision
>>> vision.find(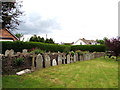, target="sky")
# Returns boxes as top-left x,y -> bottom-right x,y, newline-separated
16,0 -> 119,43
